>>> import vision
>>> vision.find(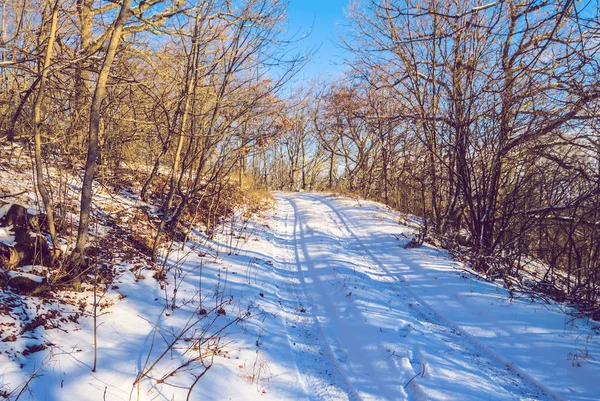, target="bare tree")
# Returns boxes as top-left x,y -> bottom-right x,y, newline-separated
32,0 -> 59,249
68,0 -> 134,278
